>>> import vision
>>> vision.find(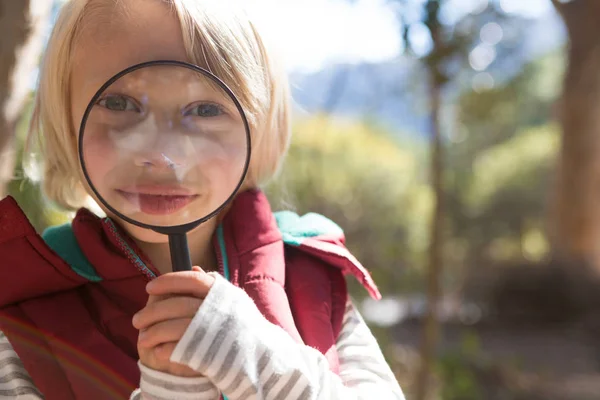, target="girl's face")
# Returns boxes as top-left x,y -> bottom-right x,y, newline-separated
70,0 -> 247,242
